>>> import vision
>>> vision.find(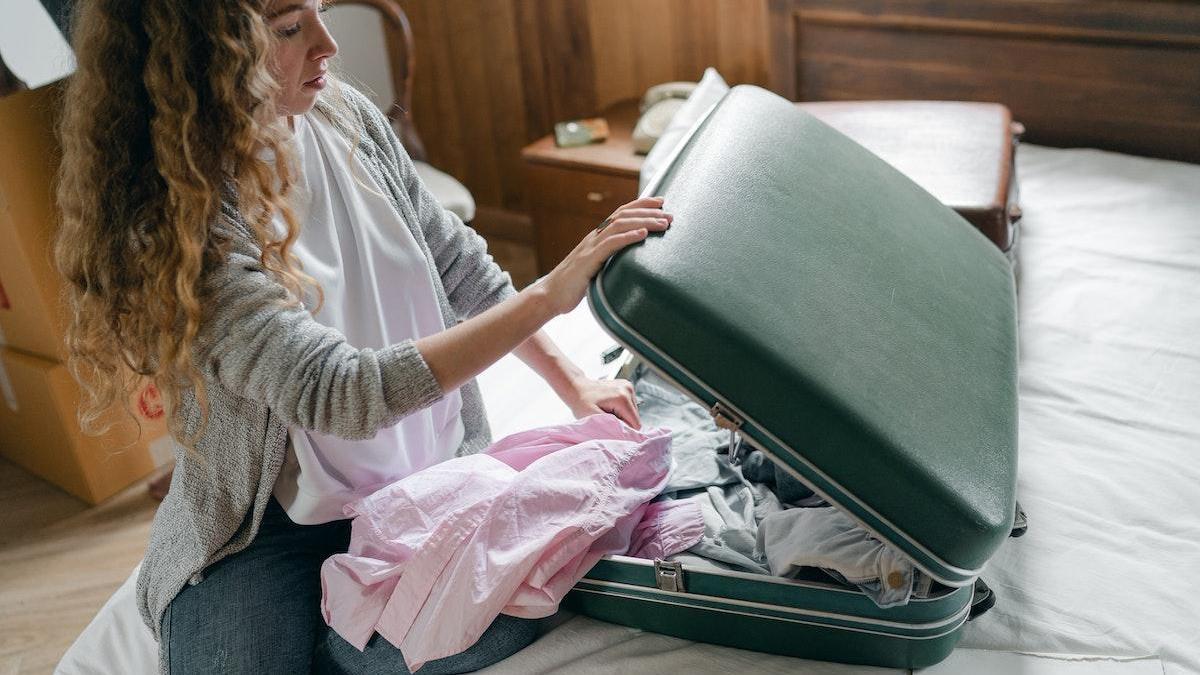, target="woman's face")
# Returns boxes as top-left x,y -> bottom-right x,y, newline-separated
265,0 -> 338,117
